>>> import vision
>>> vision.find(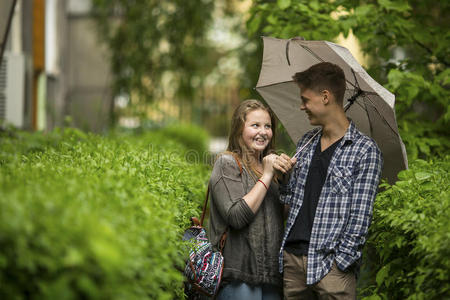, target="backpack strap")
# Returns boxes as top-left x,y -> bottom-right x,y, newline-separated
198,186 -> 210,227
231,152 -> 243,174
